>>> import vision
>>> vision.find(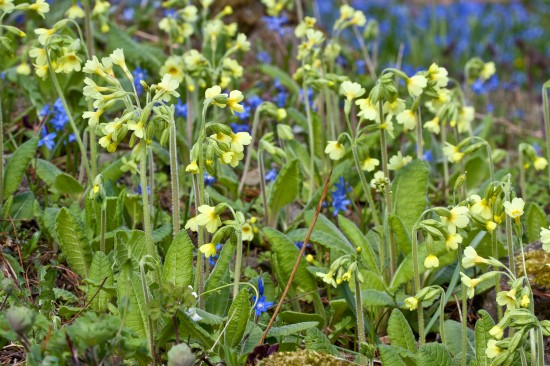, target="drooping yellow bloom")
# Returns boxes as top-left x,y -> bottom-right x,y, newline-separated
496,288 -> 517,310
160,56 -> 184,82
29,0 -> 50,18
194,205 -> 222,233
387,151 -> 412,170
242,223 -> 254,242
396,109 -> 417,131
65,4 -> 85,19
441,206 -> 469,234
55,51 -> 82,74
460,272 -> 482,299
503,197 -> 525,219
199,243 -> 218,258
424,254 -> 439,269
428,63 -> 449,89
127,120 -> 145,139
470,194 -> 493,220
227,90 -> 244,114
34,28 -> 56,46
230,132 -> 252,153
82,109 -> 104,127
0,0 -> 15,13
361,157 -> 380,172
16,63 -> 31,75
489,325 -> 504,340
325,141 -> 345,160
443,143 -> 464,163
462,246 -> 489,268
339,81 -> 365,101
355,98 -> 377,121
424,116 -> 440,134
540,226 -> 550,252
404,297 -> 418,311
157,74 -> 180,102
485,340 -> 503,359
445,233 -> 462,251
316,270 -> 337,288
533,157 -> 548,171
185,161 -> 199,174
406,74 -> 427,97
